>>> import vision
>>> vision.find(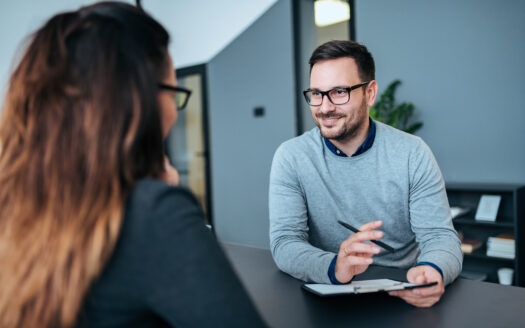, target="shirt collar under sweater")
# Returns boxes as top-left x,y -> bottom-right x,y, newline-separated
323,117 -> 376,157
